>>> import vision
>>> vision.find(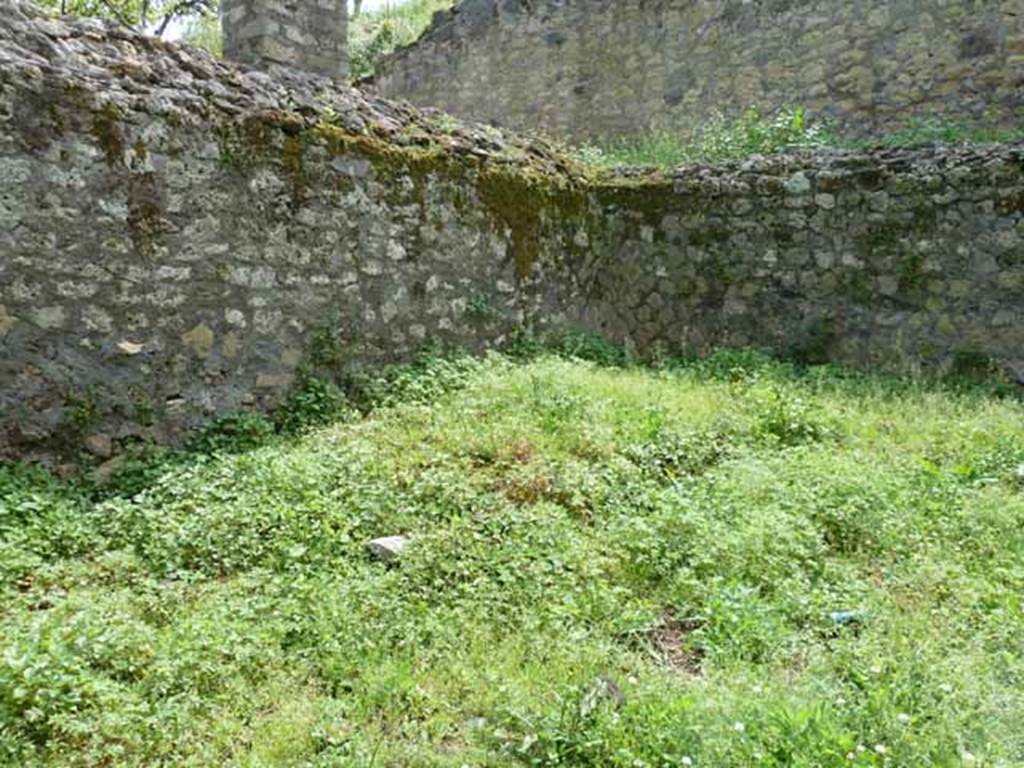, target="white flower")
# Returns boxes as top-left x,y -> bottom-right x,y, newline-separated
897,712 -> 911,724
682,758 -> 693,767
874,744 -> 887,755
846,753 -> 855,761
961,751 -> 976,764
733,721 -> 745,733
